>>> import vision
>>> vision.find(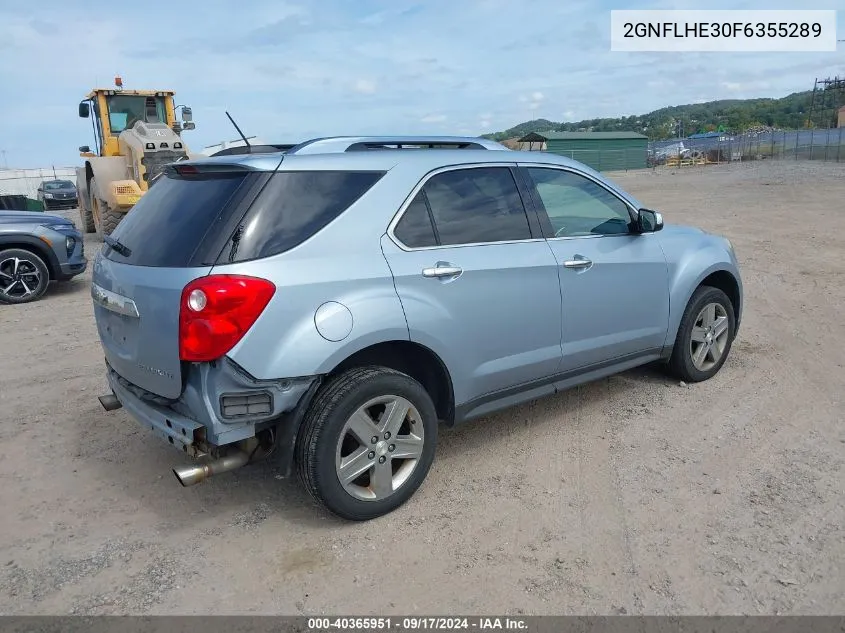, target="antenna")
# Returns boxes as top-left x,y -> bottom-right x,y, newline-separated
225,112 -> 252,153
